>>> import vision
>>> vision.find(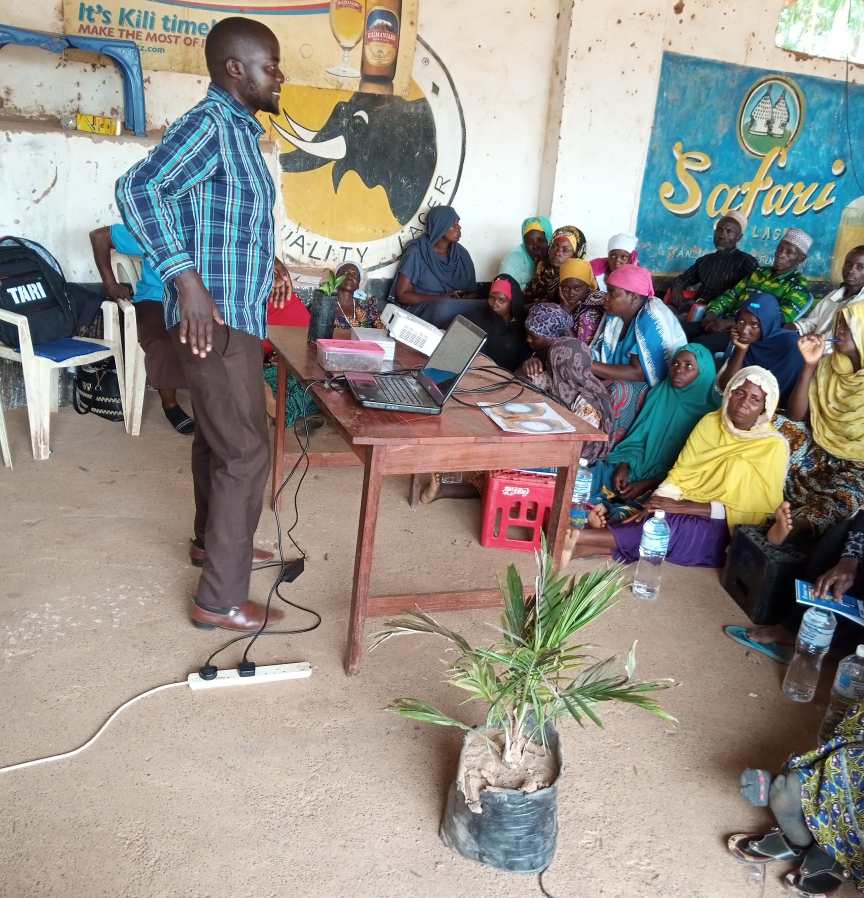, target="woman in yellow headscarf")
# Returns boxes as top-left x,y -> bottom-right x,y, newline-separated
556,257 -> 607,345
768,303 -> 864,545
561,366 -> 789,568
